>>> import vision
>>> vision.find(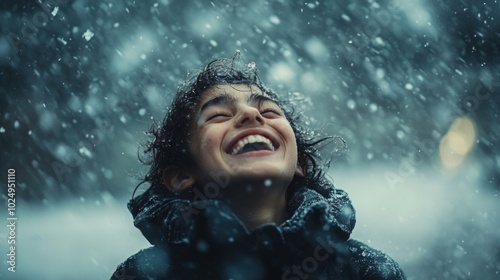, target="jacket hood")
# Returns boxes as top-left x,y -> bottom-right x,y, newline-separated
128,180 -> 356,251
